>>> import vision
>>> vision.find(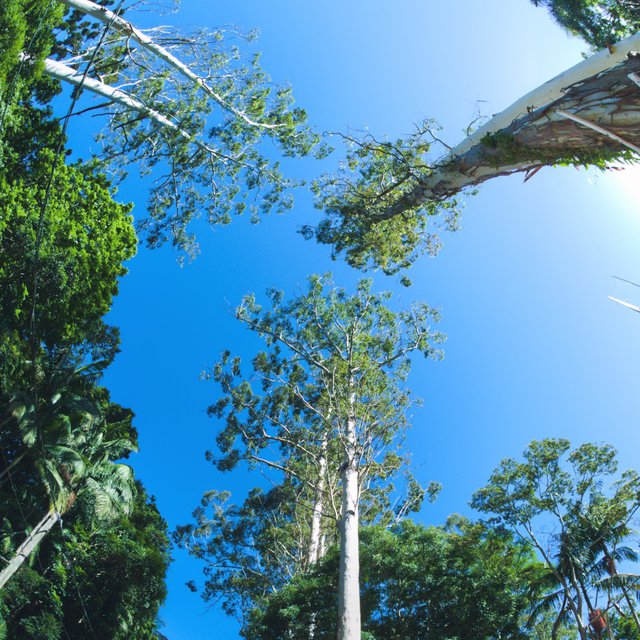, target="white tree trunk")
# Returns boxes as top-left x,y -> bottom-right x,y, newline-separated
442,30 -> 640,161
36,56 -> 220,157
308,434 -> 328,566
0,510 -> 60,590
337,385 -> 360,640
55,0 -> 278,129
376,32 -> 640,219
